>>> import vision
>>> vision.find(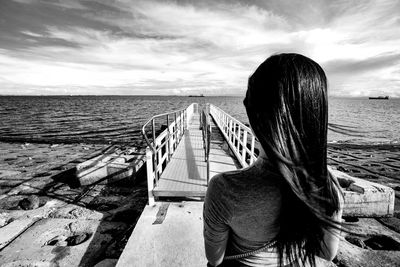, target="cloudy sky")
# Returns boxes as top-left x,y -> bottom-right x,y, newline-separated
0,0 -> 399,97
